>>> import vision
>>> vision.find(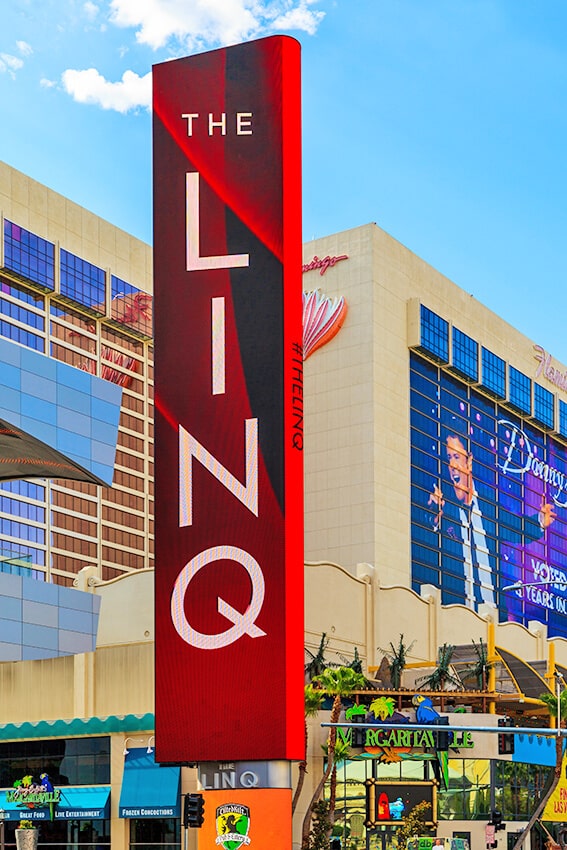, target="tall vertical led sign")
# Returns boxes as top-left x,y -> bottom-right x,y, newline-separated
152,37 -> 304,763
